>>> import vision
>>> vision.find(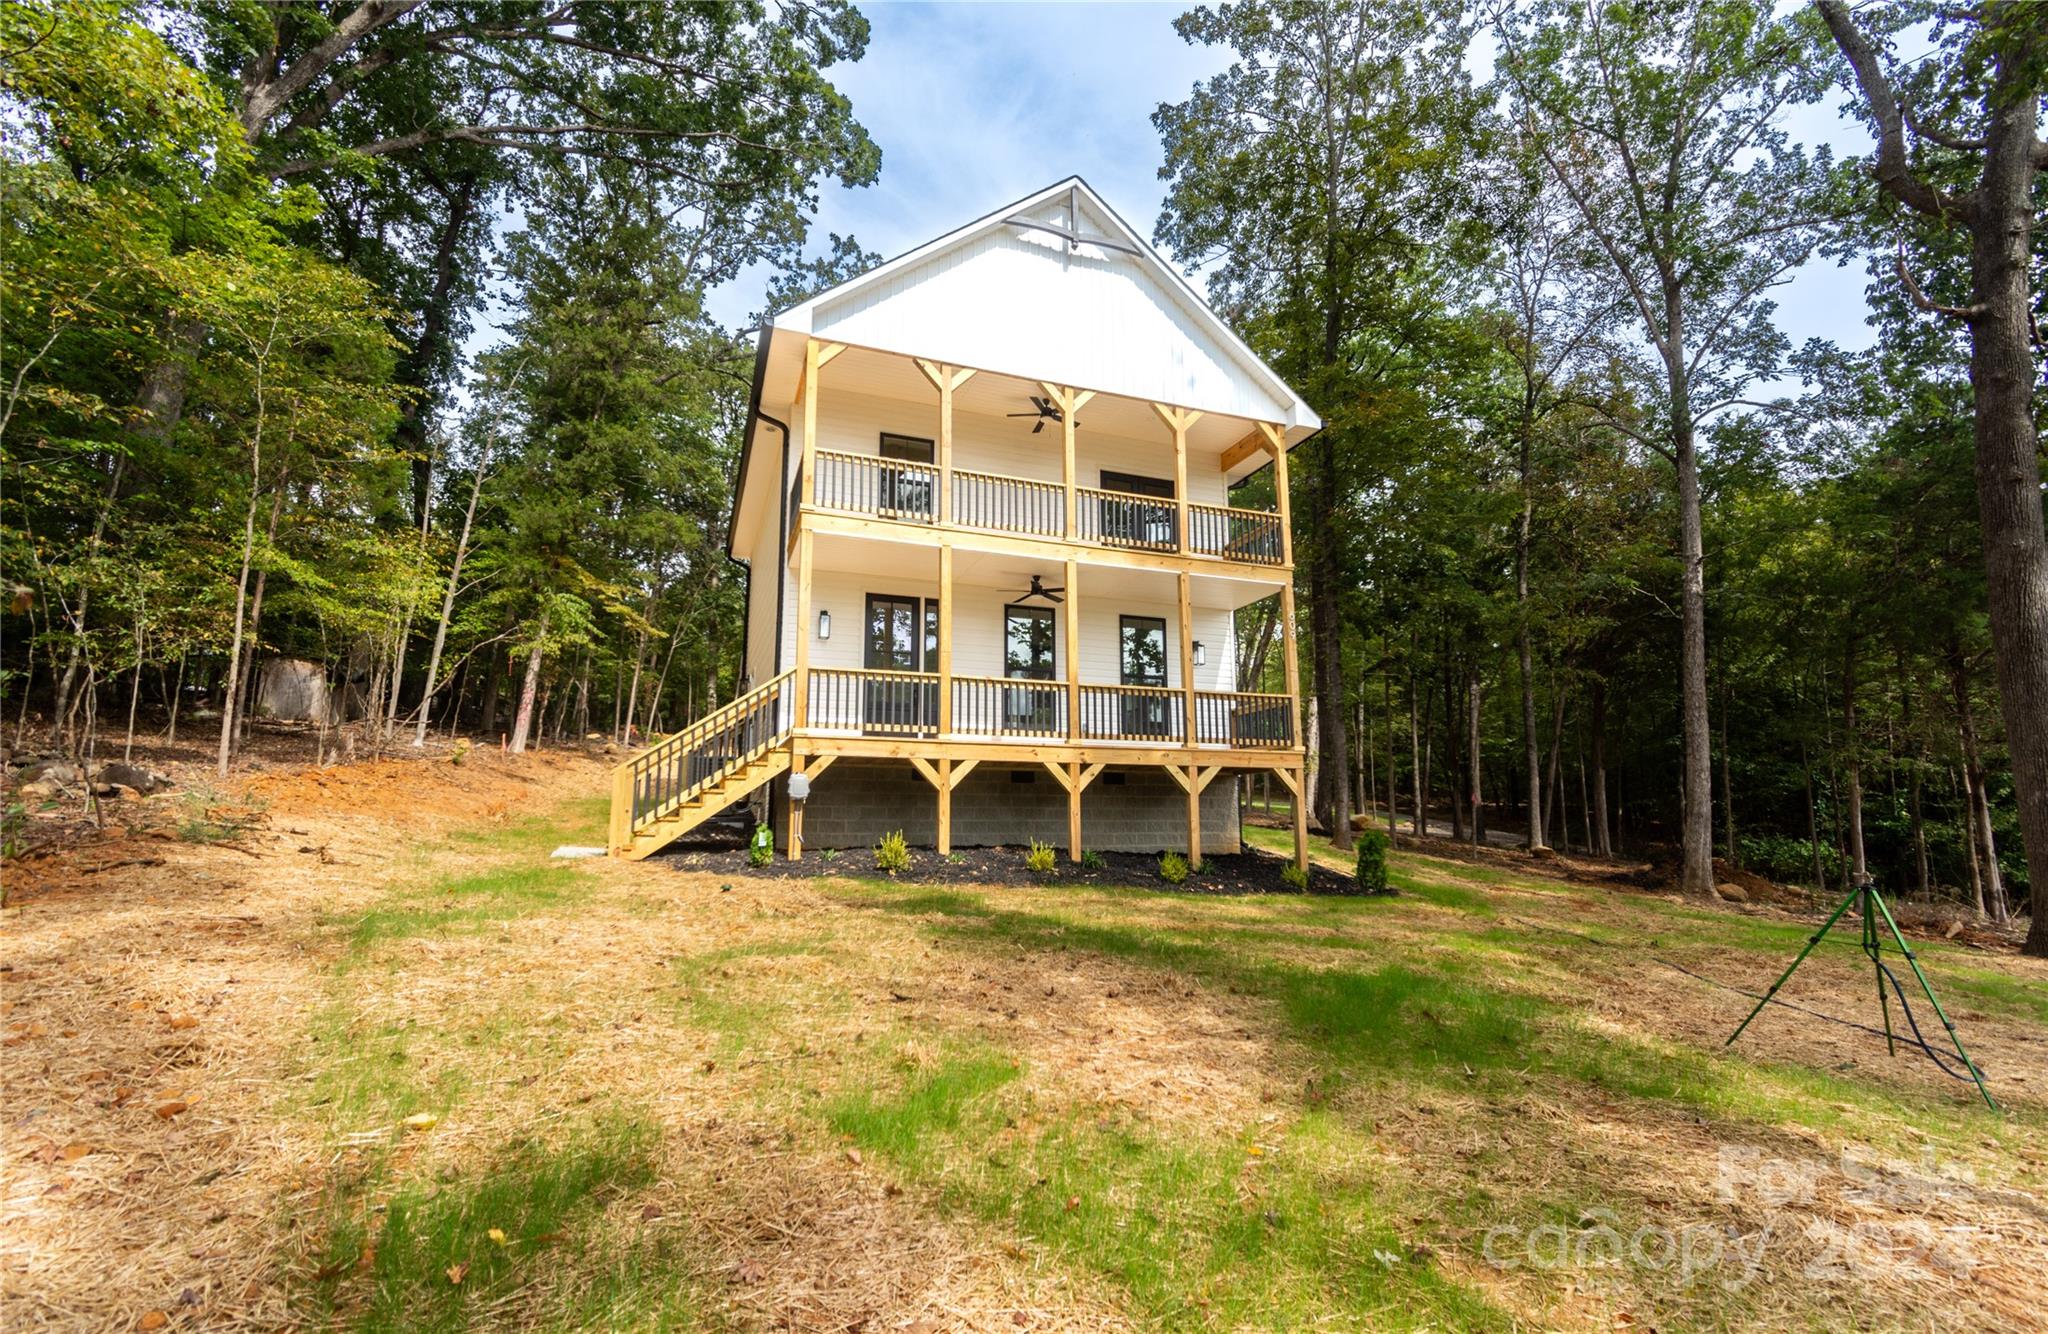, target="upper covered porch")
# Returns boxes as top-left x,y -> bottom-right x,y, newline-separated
788,339 -> 1297,573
